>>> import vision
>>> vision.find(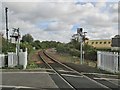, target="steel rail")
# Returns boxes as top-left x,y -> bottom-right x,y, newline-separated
39,51 -> 77,90
43,51 -> 112,90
